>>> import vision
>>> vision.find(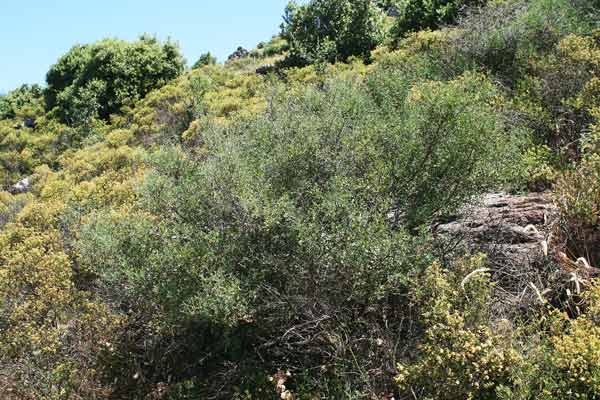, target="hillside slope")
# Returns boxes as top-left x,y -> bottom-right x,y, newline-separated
2,1 -> 600,399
